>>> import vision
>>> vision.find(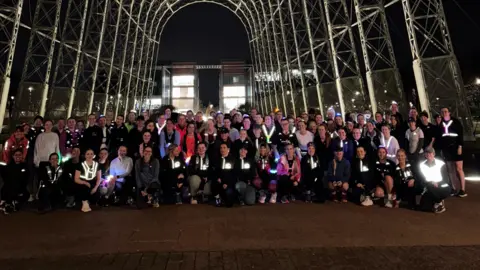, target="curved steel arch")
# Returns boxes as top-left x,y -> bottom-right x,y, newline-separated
142,0 -> 270,112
